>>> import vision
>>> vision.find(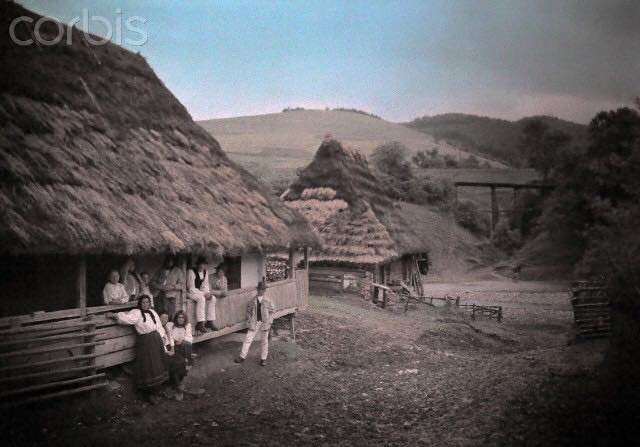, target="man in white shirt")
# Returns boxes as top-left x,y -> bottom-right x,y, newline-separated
103,270 -> 129,305
187,256 -> 216,333
151,255 -> 184,317
235,281 -> 274,366
120,258 -> 141,301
